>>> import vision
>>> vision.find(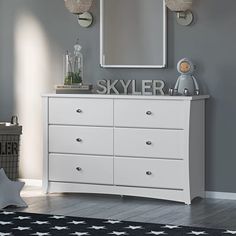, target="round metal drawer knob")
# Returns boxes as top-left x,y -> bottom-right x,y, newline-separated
146,111 -> 152,115
76,138 -> 82,142
76,167 -> 82,171
146,171 -> 152,176
76,109 -> 82,113
146,141 -> 152,145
